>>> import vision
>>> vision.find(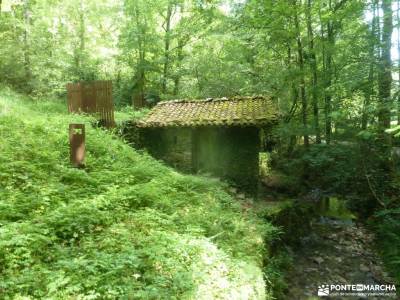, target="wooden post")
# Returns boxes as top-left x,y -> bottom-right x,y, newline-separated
69,124 -> 85,167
